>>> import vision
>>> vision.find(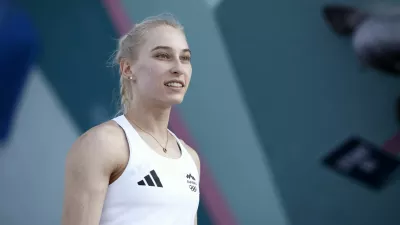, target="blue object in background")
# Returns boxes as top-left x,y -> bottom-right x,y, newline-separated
0,2 -> 39,143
